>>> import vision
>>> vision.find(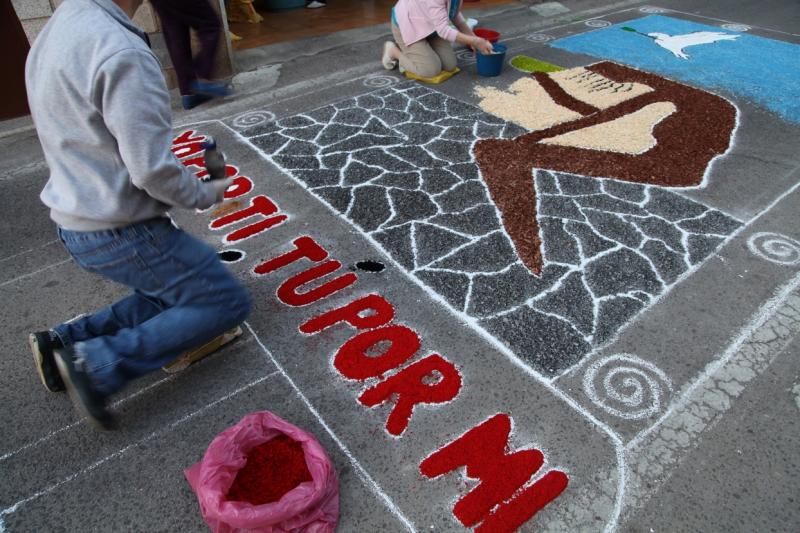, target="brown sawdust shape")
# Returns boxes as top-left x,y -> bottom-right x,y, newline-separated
473,61 -> 736,275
